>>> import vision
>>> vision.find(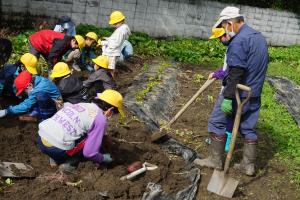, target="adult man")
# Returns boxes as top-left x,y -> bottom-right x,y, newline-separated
194,7 -> 269,176
53,16 -> 76,36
